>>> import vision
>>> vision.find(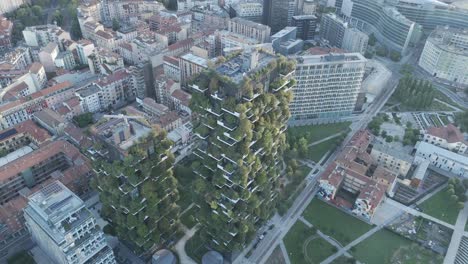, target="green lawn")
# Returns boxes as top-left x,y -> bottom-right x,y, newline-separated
419,187 -> 460,224
7,251 -> 35,264
180,206 -> 198,229
302,199 -> 372,245
287,122 -> 351,144
353,229 -> 442,264
308,138 -> 337,162
185,231 -> 206,263
331,255 -> 357,264
283,221 -> 336,264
